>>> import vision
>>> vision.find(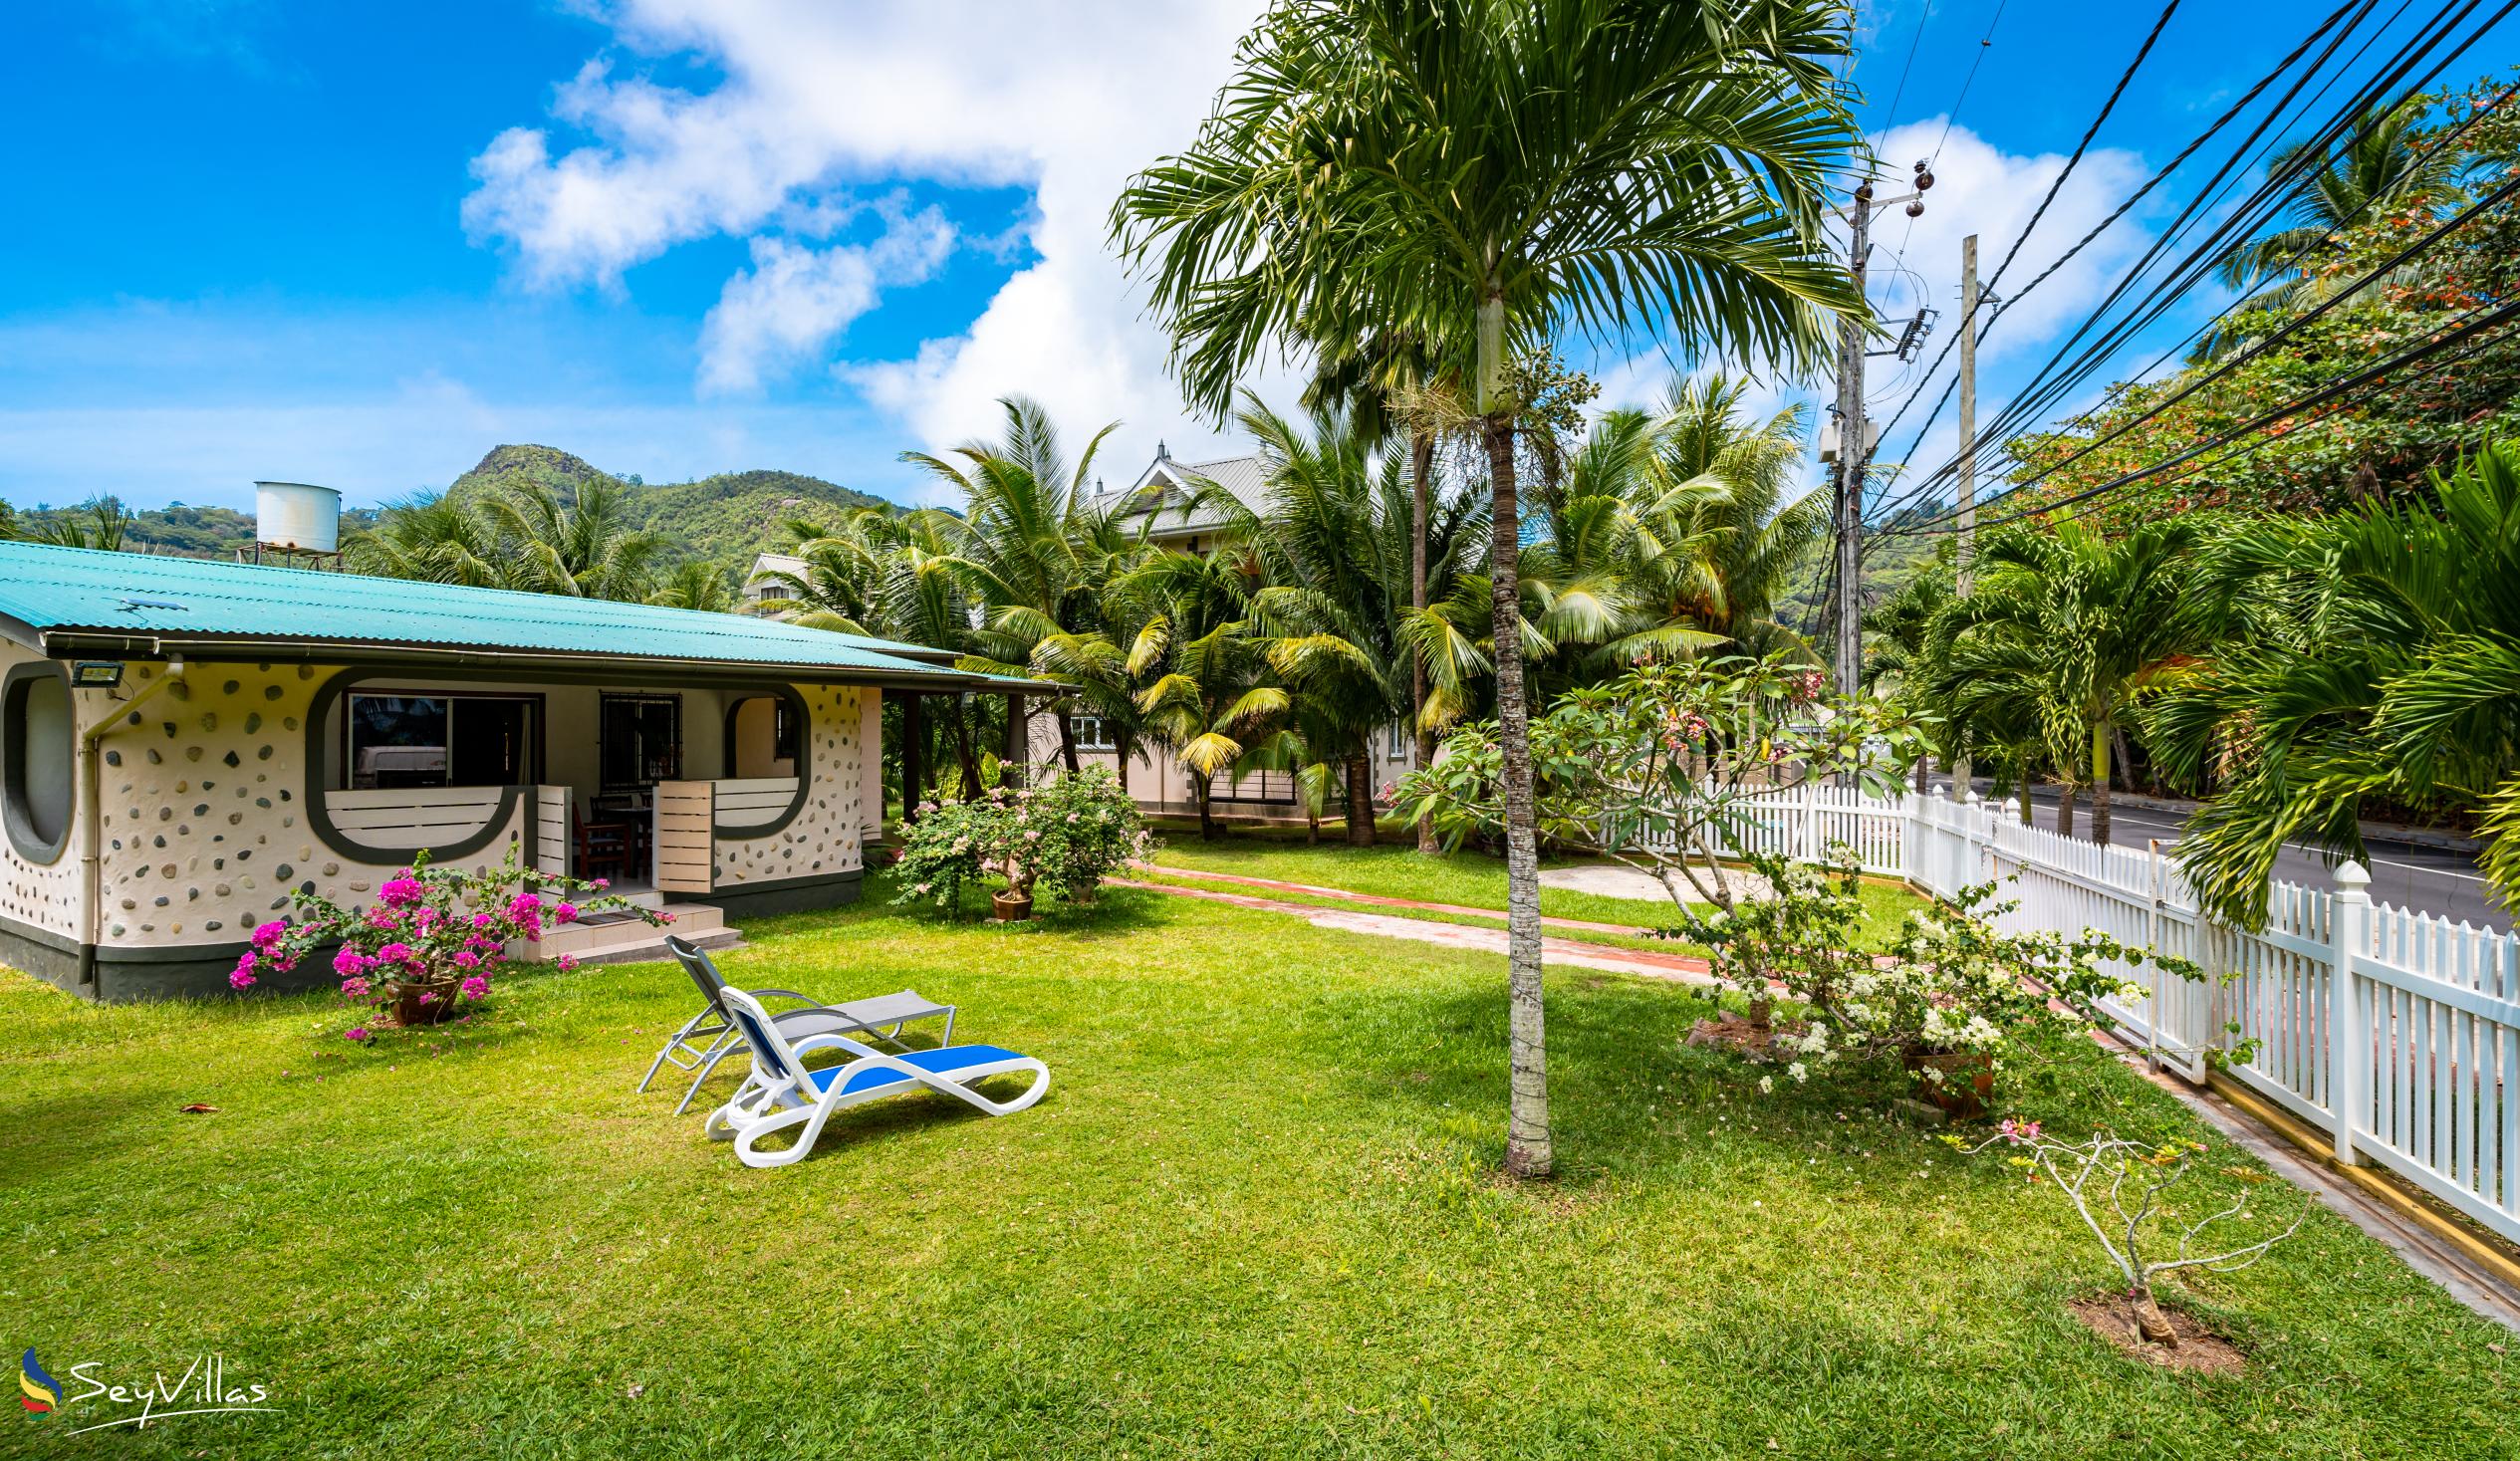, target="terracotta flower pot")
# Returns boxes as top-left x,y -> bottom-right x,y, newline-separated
388,979 -> 462,1028
991,890 -> 1035,922
1904,1048 -> 1994,1119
